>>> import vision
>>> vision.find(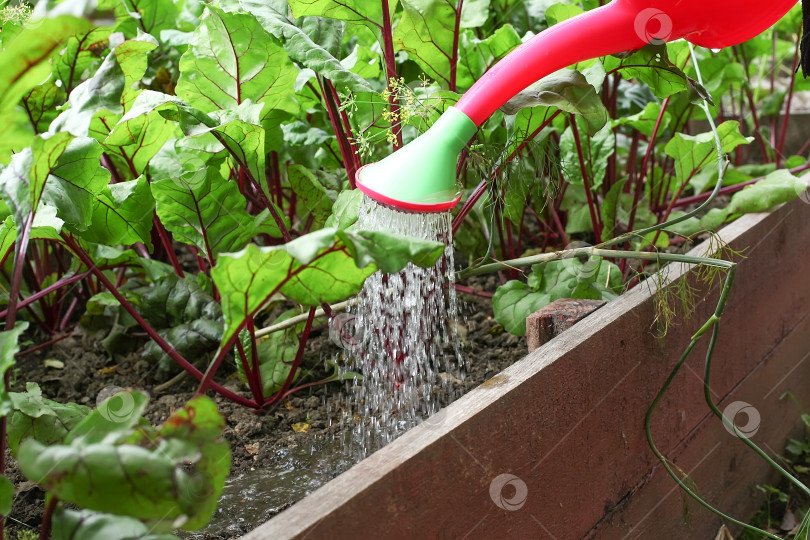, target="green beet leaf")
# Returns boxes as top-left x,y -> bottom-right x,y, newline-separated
65,391 -> 150,445
54,28 -> 113,94
342,229 -> 446,272
43,137 -> 113,231
603,43 -> 692,101
232,0 -> 373,92
176,6 -> 299,126
456,23 -> 521,88
22,81 -> 67,134
728,169 -> 808,215
152,166 -> 280,260
53,508 -> 179,540
137,274 -> 224,369
288,164 -> 335,226
459,0 -> 490,28
213,228 -> 444,345
0,323 -> 28,416
289,0 -> 388,27
0,15 -> 93,118
0,475 -> 13,517
530,258 -> 622,301
79,176 -> 155,247
147,396 -> 230,531
113,32 -> 159,110
494,256 -> 622,336
143,319 -> 224,371
139,273 -> 222,329
664,121 -> 752,192
612,101 -> 671,138
113,0 -> 179,38
155,98 -> 268,191
503,69 -> 608,136
6,382 -> 91,455
0,207 -> 65,263
18,396 -> 229,532
50,49 -> 125,137
20,441 -> 181,522
492,281 -> 550,336
104,103 -> 176,178
559,119 -> 614,189
395,0 -> 458,89
0,133 -> 94,251
324,189 -> 364,229
1,133 -> 73,221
